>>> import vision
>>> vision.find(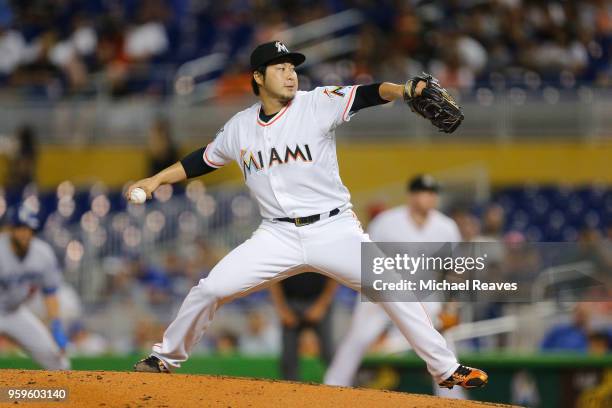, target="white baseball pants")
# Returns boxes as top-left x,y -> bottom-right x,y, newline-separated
152,209 -> 459,383
0,306 -> 70,370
